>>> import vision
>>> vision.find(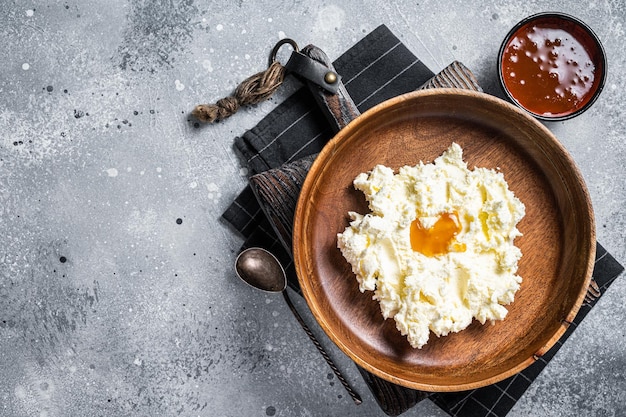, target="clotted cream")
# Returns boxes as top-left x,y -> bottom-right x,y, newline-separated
337,143 -> 525,348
